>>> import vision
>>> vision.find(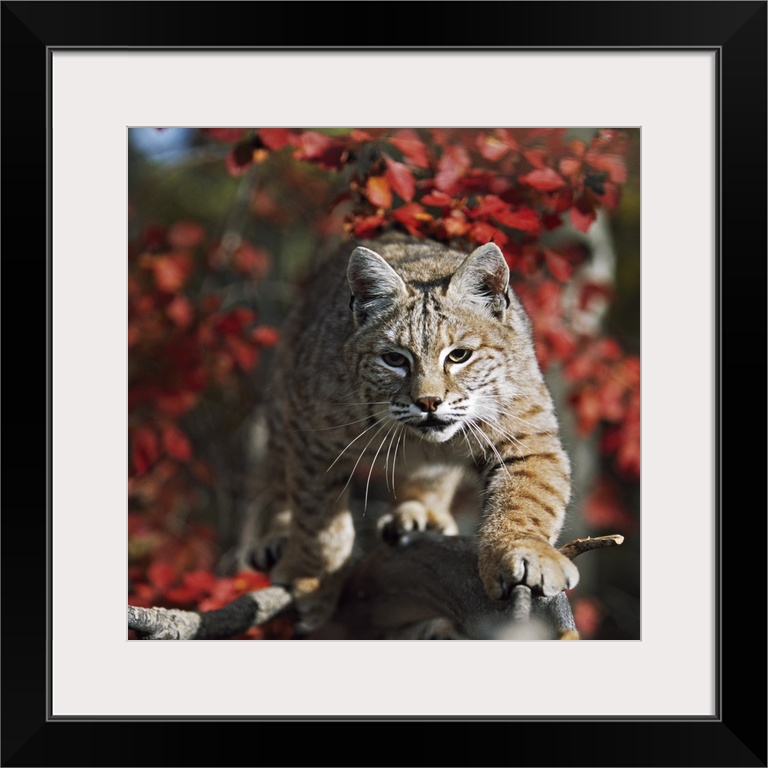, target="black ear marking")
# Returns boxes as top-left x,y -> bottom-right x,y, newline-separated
349,294 -> 355,312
